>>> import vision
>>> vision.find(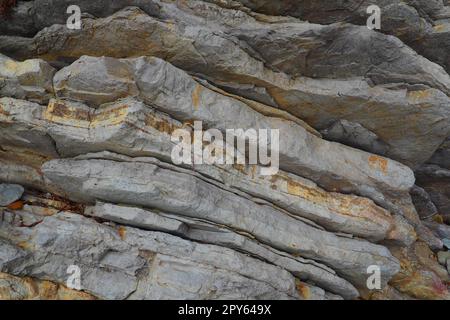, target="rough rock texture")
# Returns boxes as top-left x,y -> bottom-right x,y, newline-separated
1,0 -> 450,300
0,183 -> 23,206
